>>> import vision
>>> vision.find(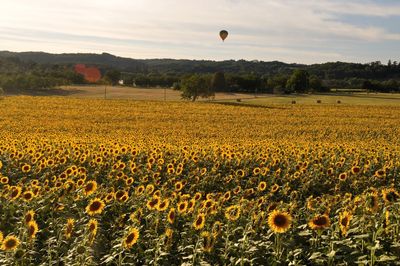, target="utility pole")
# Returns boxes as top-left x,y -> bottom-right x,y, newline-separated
104,85 -> 107,100
164,87 -> 166,101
